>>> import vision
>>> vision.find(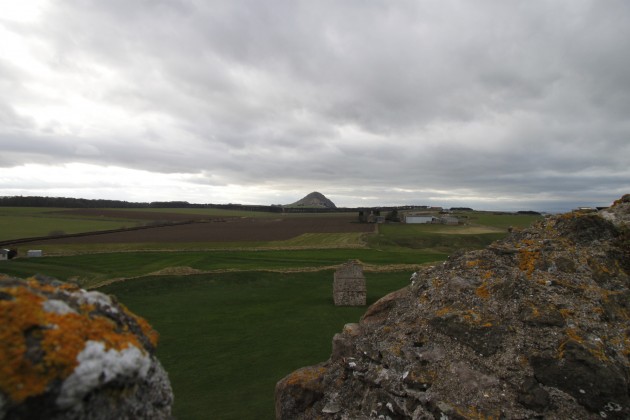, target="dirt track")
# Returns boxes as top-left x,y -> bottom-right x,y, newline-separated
27,216 -> 374,244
